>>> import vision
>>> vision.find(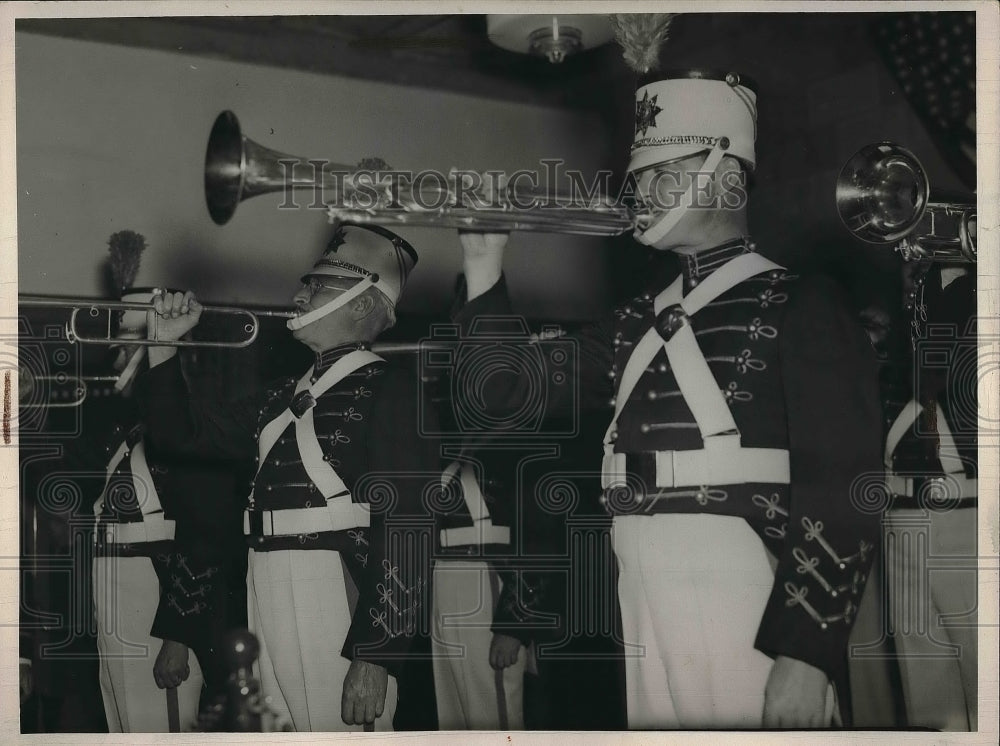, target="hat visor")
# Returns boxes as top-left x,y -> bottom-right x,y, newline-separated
299,269 -> 366,285
628,145 -> 711,175
629,145 -> 756,176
